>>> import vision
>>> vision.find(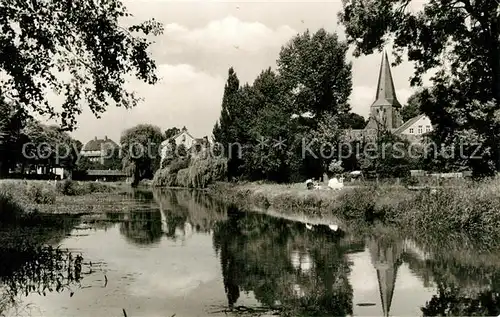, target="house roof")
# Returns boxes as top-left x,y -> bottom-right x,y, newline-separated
394,114 -> 426,134
173,129 -> 195,141
161,128 -> 197,146
371,51 -> 401,108
82,137 -> 119,151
